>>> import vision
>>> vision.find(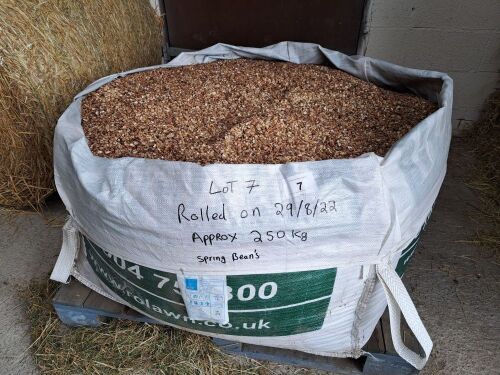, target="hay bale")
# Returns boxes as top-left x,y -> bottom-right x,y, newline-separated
0,0 -> 162,209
